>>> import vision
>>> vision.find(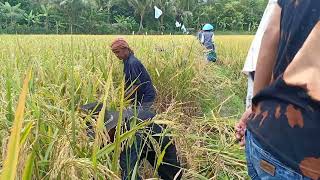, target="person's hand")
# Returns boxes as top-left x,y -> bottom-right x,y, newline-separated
235,108 -> 252,146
